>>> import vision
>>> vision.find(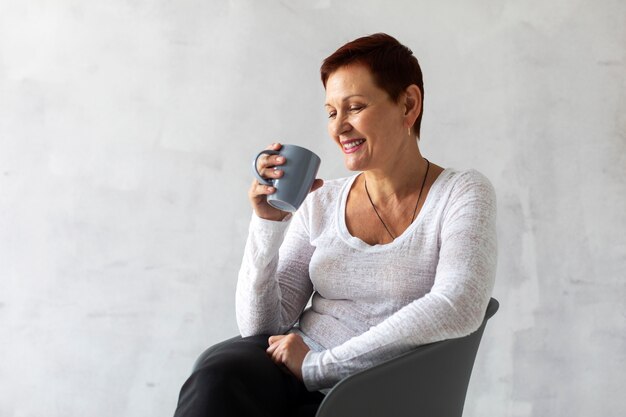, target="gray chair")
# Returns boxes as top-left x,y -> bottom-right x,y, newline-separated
312,298 -> 499,417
